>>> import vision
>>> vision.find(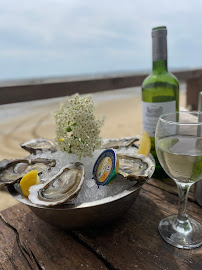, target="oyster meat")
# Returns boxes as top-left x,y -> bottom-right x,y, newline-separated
103,136 -> 140,149
20,138 -> 57,154
0,158 -> 56,186
29,162 -> 84,206
117,153 -> 155,180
